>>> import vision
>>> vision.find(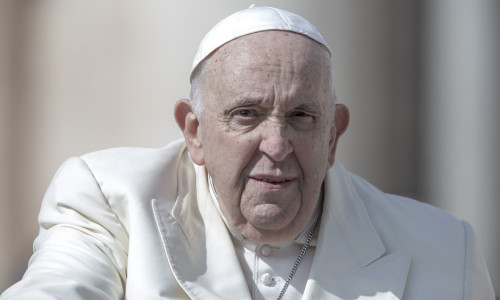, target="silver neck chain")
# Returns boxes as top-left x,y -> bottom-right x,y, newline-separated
276,206 -> 323,300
